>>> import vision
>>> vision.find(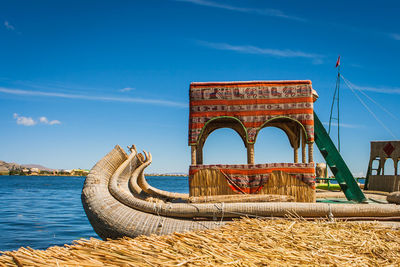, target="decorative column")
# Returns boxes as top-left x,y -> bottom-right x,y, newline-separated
191,146 -> 197,165
302,137 -> 306,163
196,145 -> 203,165
308,143 -> 314,163
247,143 -> 255,164
294,147 -> 299,163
